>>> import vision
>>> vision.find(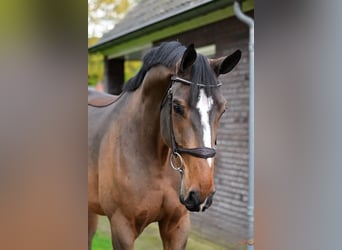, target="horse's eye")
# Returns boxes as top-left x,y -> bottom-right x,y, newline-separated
173,102 -> 184,116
